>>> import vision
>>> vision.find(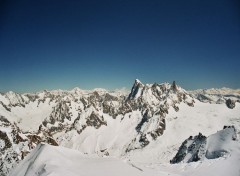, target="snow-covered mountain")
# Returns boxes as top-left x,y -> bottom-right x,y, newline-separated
189,87 -> 240,95
1,80 -> 240,176
189,87 -> 240,104
9,143 -> 146,176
